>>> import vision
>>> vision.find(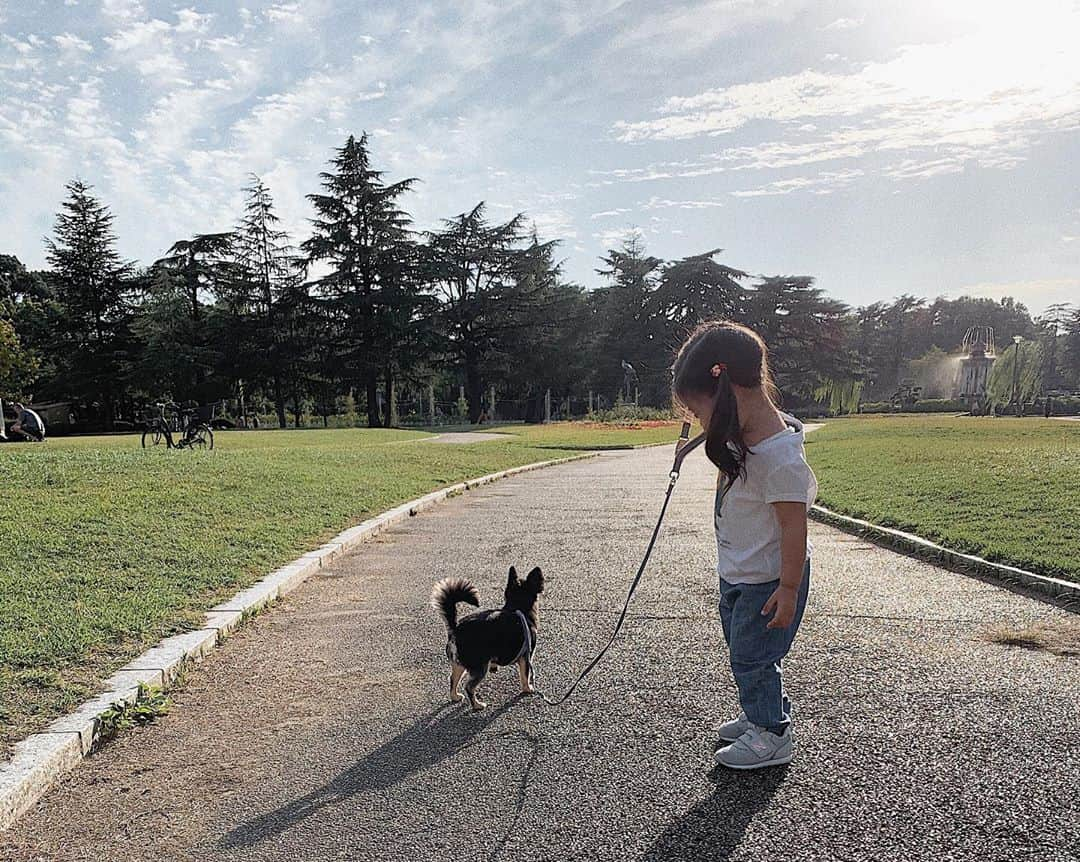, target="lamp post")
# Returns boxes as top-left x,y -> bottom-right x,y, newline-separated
1011,335 -> 1023,414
